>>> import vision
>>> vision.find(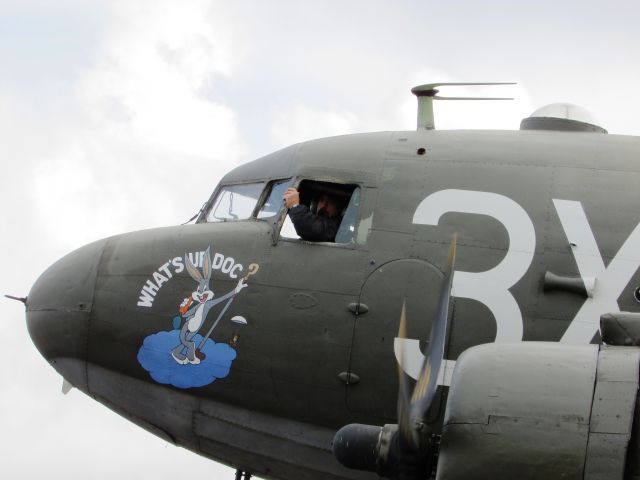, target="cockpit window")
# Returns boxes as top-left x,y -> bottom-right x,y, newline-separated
206,182 -> 265,222
280,180 -> 360,244
257,179 -> 293,219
